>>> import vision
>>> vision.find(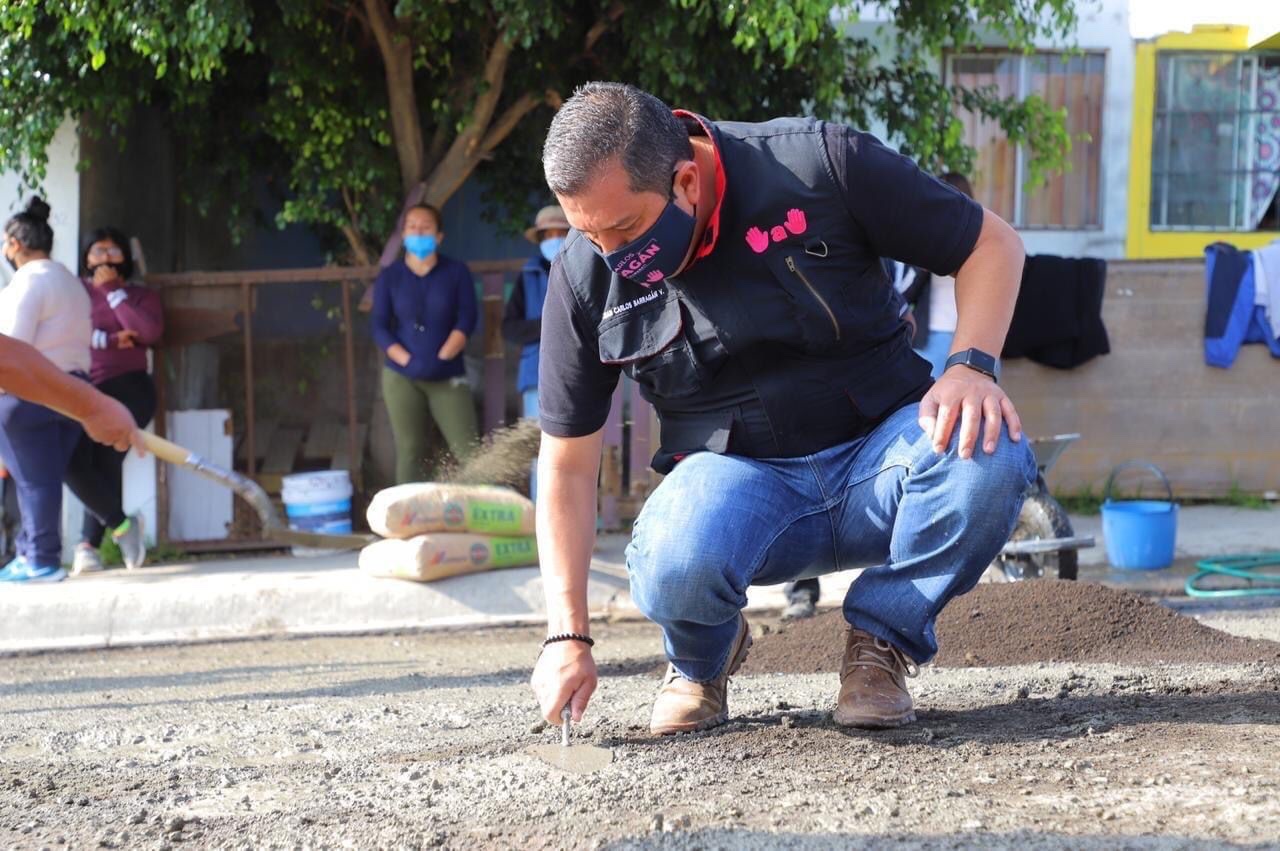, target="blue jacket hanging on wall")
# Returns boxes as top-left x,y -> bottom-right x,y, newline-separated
1203,242 -> 1280,368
